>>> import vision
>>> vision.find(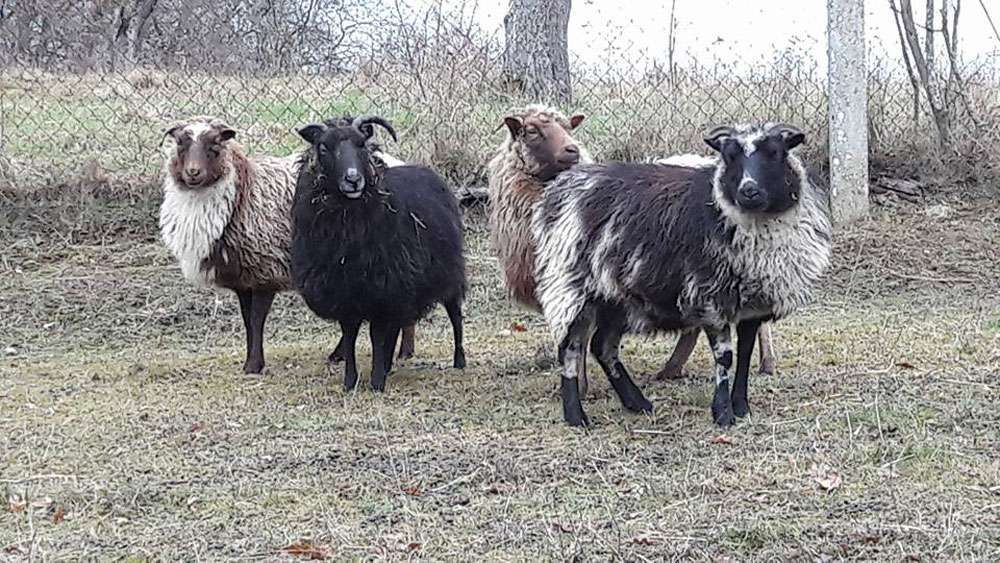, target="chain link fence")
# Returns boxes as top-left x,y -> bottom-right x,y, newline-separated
1,0 -> 998,200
